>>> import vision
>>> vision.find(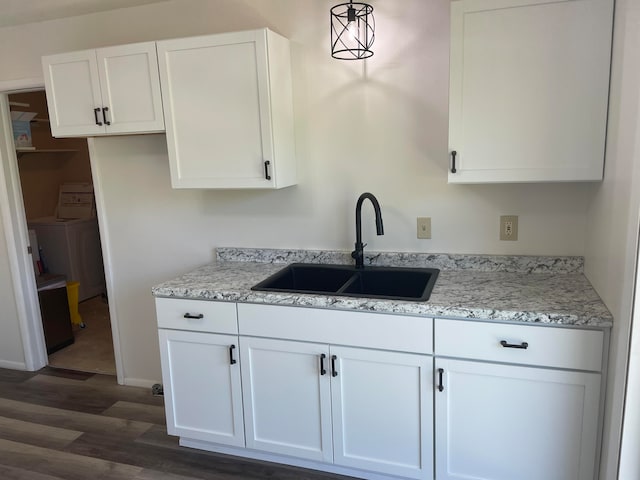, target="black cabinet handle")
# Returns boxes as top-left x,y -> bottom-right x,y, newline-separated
451,150 -> 457,173
331,355 -> 338,377
500,340 -> 529,349
183,313 -> 204,319
437,368 -> 444,392
94,108 -> 103,126
264,160 -> 271,180
320,354 -> 327,376
102,107 -> 111,125
229,345 -> 237,365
